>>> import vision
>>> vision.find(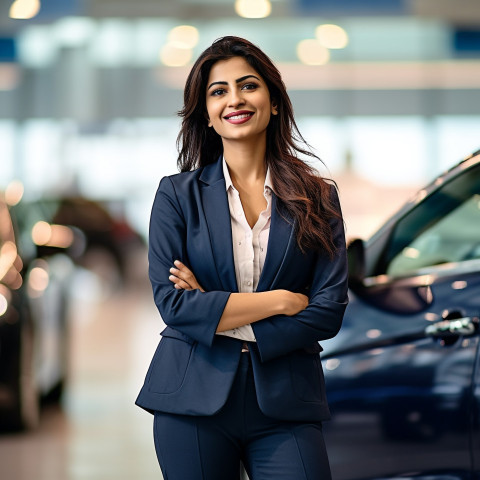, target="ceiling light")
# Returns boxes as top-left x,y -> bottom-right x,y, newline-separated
160,44 -> 193,67
296,39 -> 330,66
0,292 -> 8,316
5,180 -> 24,206
0,241 -> 18,284
235,0 -> 271,19
315,24 -> 349,49
28,265 -> 49,294
32,221 -> 52,245
9,0 -> 40,20
46,225 -> 74,249
168,25 -> 199,49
